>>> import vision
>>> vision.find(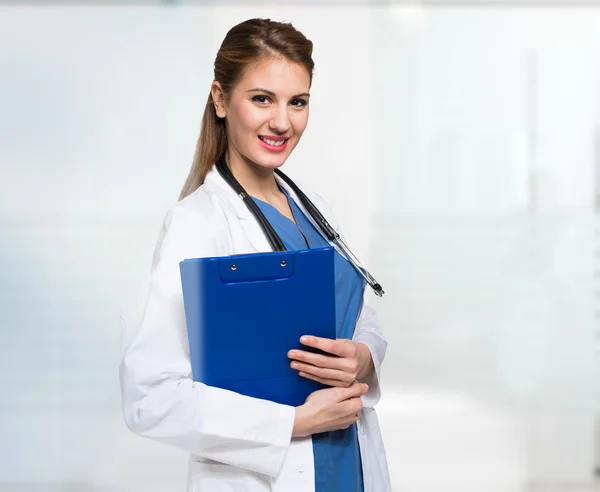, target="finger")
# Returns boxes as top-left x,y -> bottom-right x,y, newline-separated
327,381 -> 368,402
288,350 -> 347,371
342,382 -> 369,399
298,371 -> 350,388
292,362 -> 355,384
299,336 -> 355,358
338,396 -> 363,416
